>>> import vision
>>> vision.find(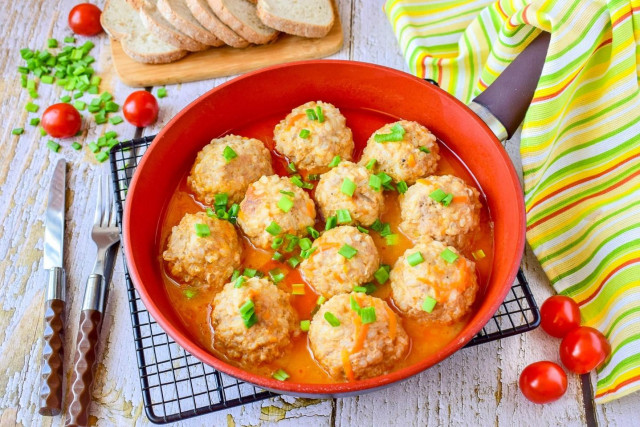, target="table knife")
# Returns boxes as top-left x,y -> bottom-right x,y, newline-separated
39,158 -> 66,416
